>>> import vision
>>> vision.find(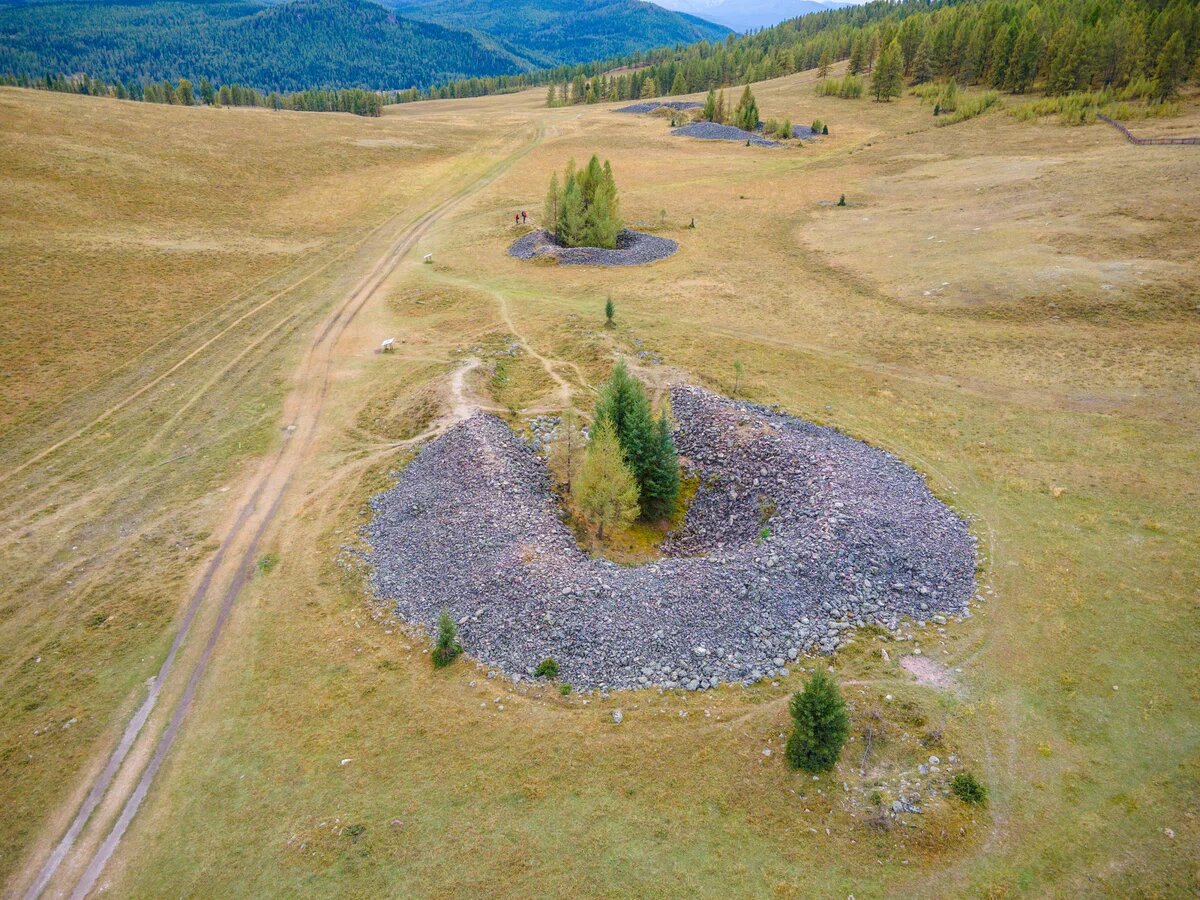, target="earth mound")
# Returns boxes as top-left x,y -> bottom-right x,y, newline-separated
367,387 -> 976,691
672,121 -> 781,146
508,229 -> 678,267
